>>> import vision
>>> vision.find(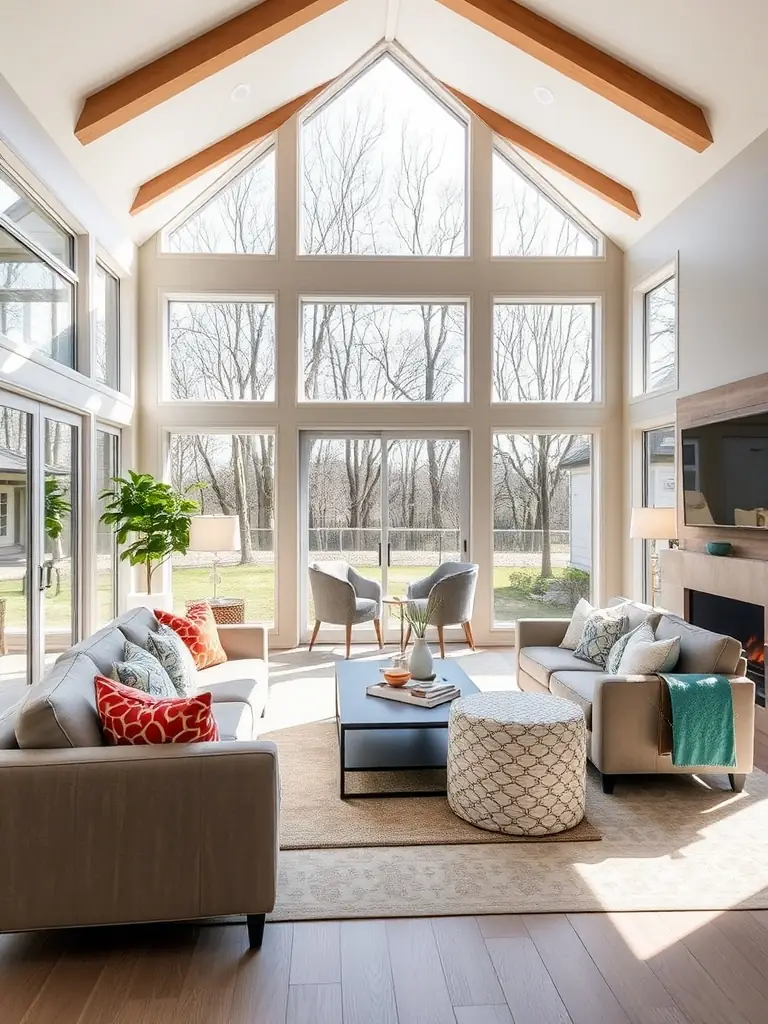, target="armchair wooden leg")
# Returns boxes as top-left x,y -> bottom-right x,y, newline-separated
373,618 -> 383,648
463,621 -> 475,650
437,625 -> 445,659
308,620 -> 321,651
345,622 -> 352,660
404,625 -> 412,648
